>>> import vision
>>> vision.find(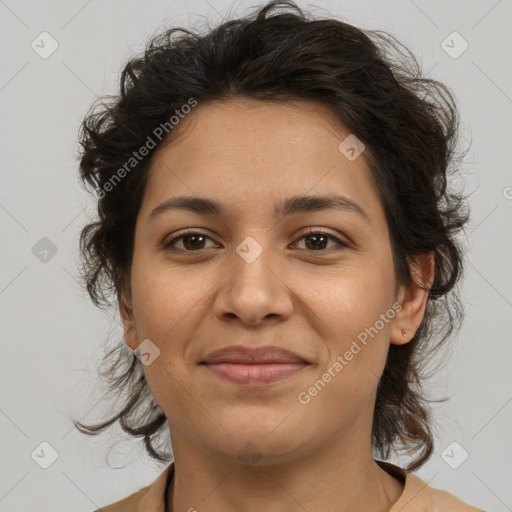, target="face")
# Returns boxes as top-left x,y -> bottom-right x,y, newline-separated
120,97 -> 430,466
